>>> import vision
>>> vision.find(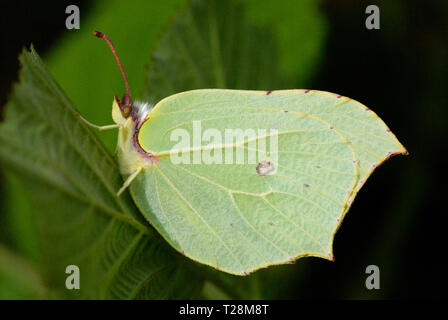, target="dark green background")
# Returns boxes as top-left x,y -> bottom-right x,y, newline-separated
0,0 -> 446,299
